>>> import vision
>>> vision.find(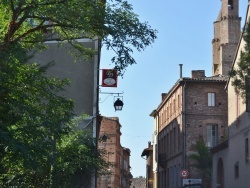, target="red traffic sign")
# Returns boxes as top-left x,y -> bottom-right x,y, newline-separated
180,169 -> 189,178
